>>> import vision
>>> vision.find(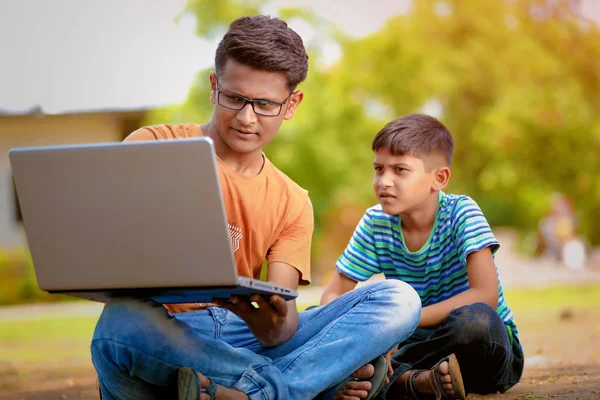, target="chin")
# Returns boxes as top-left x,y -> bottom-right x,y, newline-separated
225,138 -> 263,154
380,204 -> 402,216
